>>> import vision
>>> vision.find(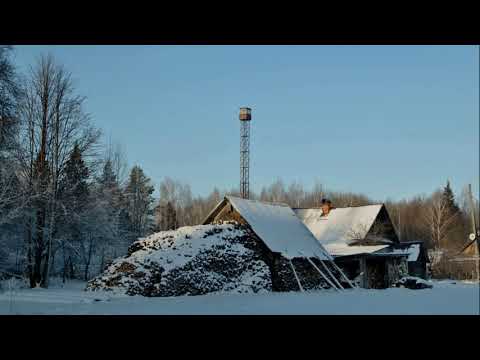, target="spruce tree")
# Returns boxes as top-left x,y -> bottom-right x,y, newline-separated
0,46 -> 21,153
99,160 -> 117,190
124,165 -> 155,240
442,180 -> 460,216
57,144 -> 90,279
59,143 -> 90,210
97,159 -> 122,230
